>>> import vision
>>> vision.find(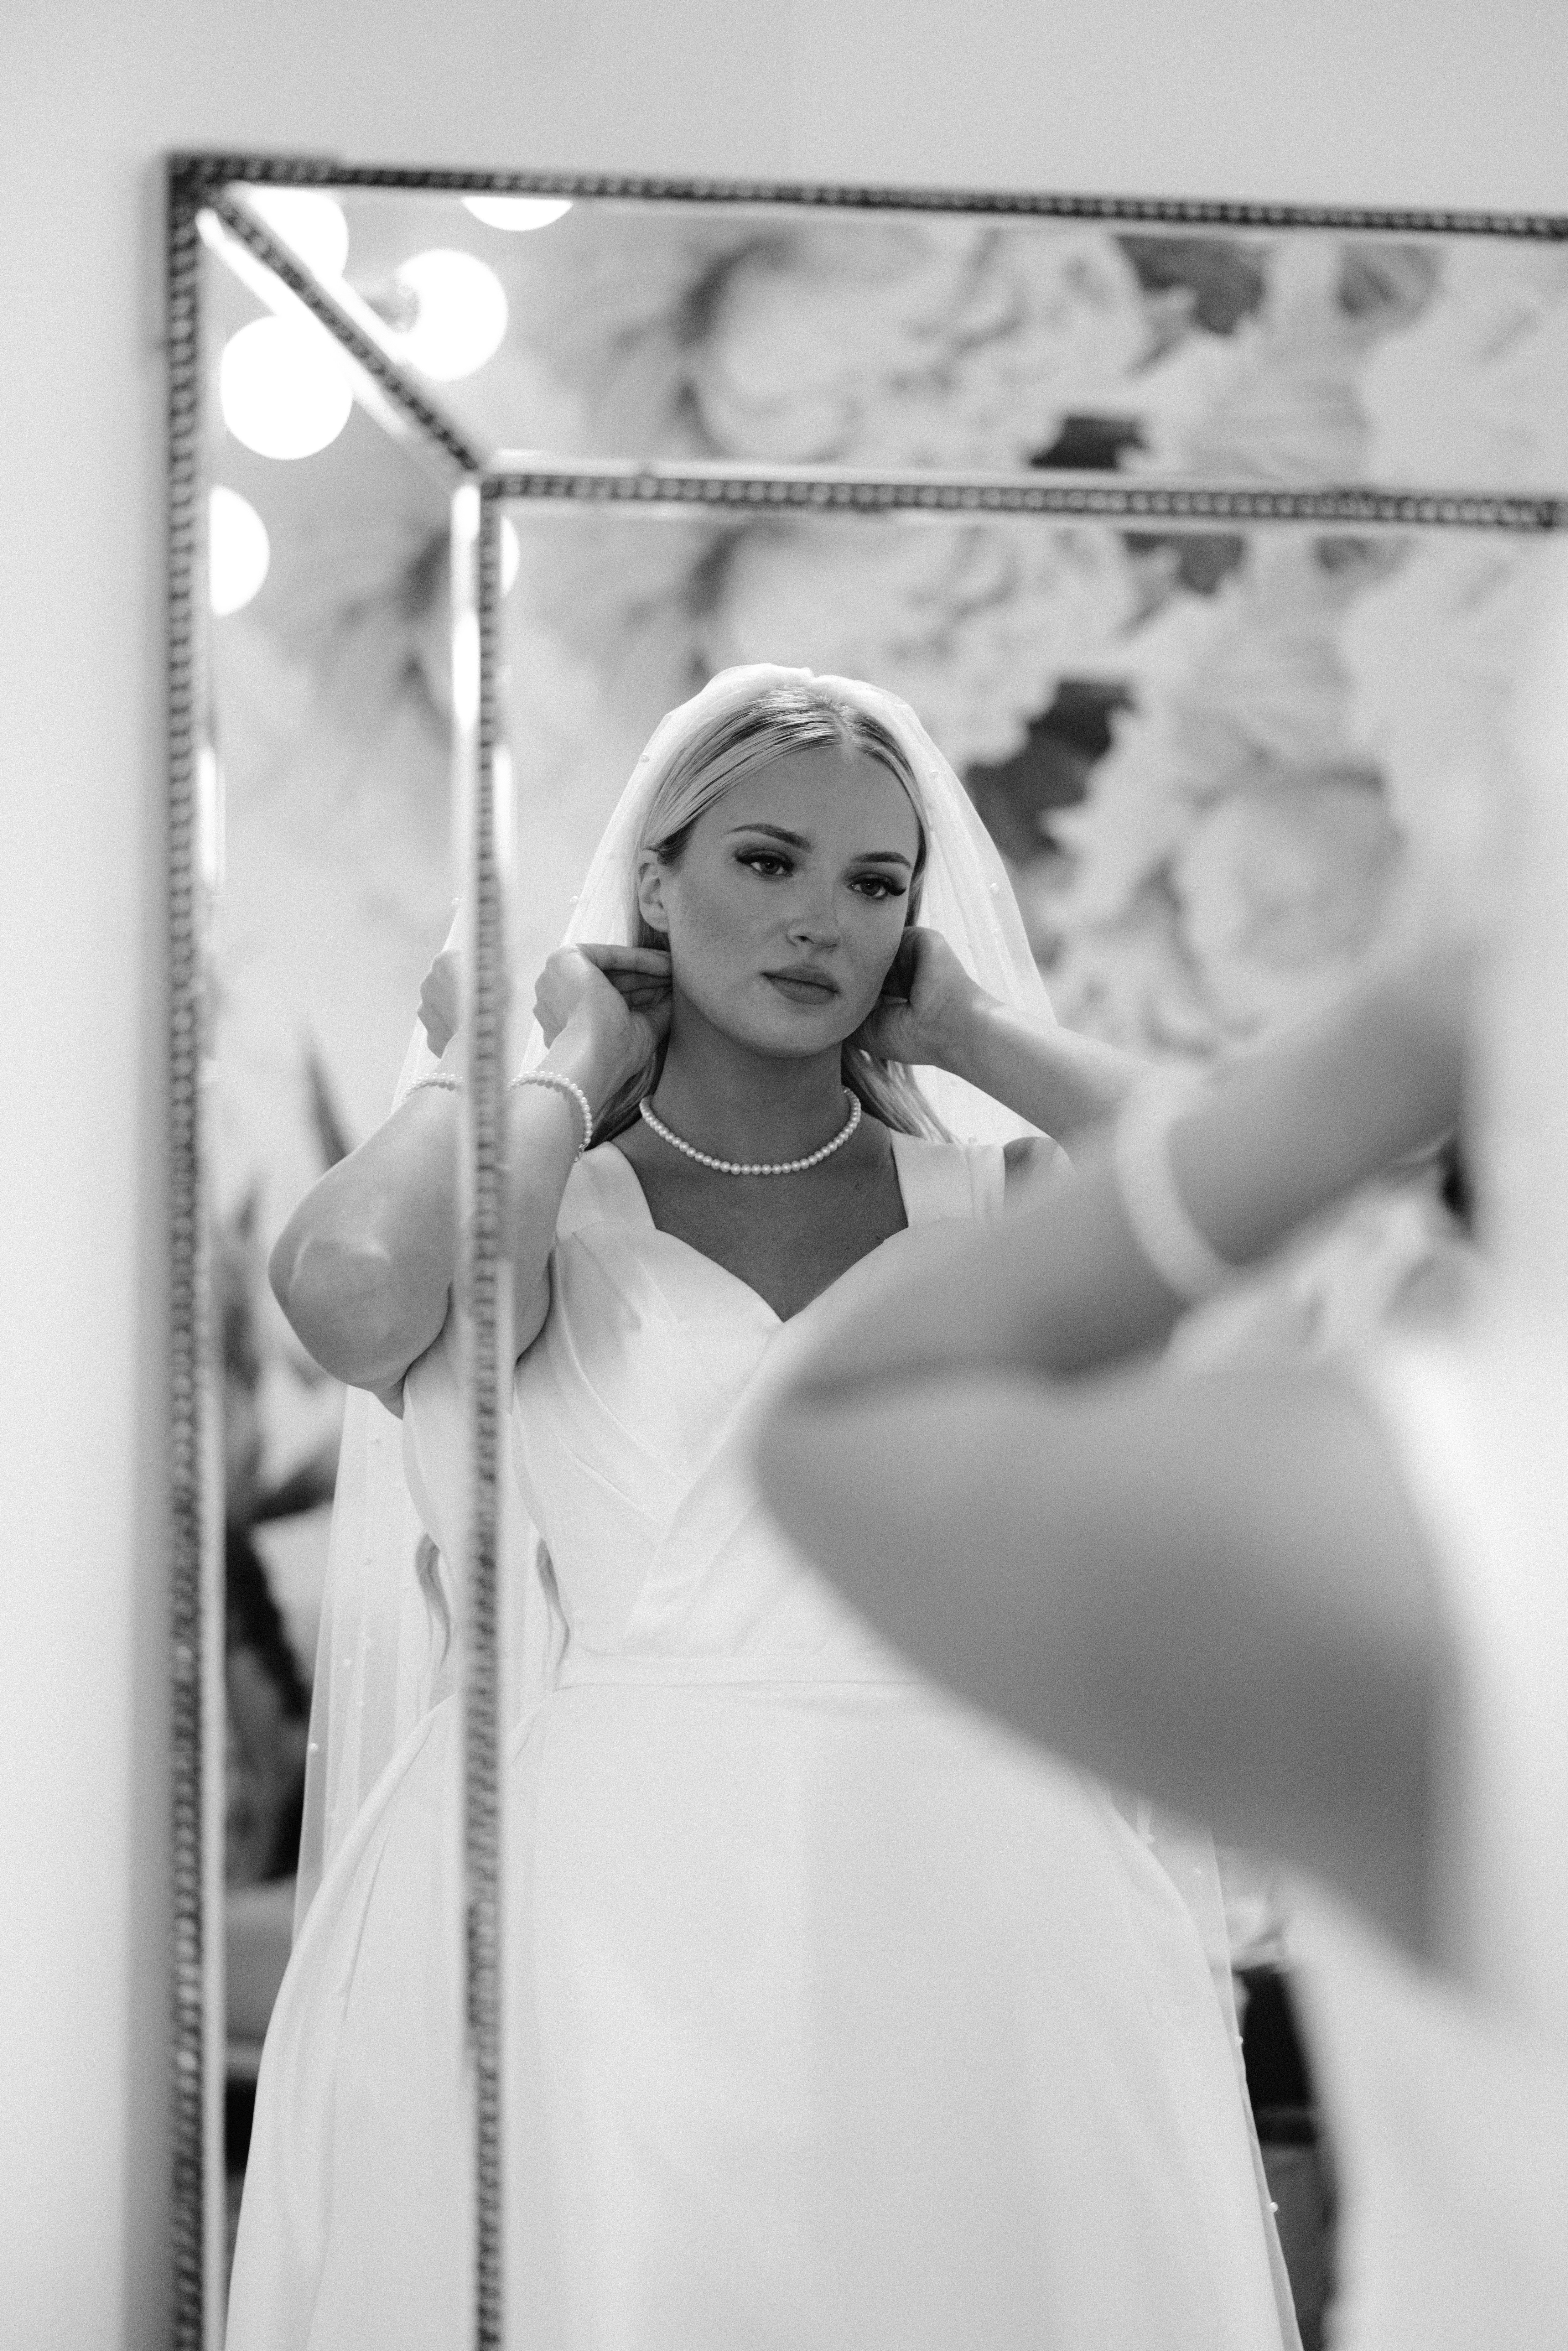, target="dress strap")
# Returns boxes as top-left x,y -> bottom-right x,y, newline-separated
555,1142 -> 652,1240
889,1133 -> 1006,1226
